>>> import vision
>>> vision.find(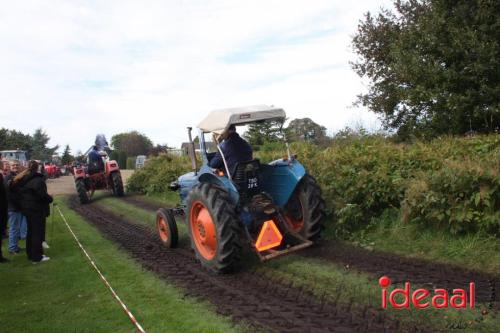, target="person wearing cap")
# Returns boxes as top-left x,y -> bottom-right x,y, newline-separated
209,124 -> 253,174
